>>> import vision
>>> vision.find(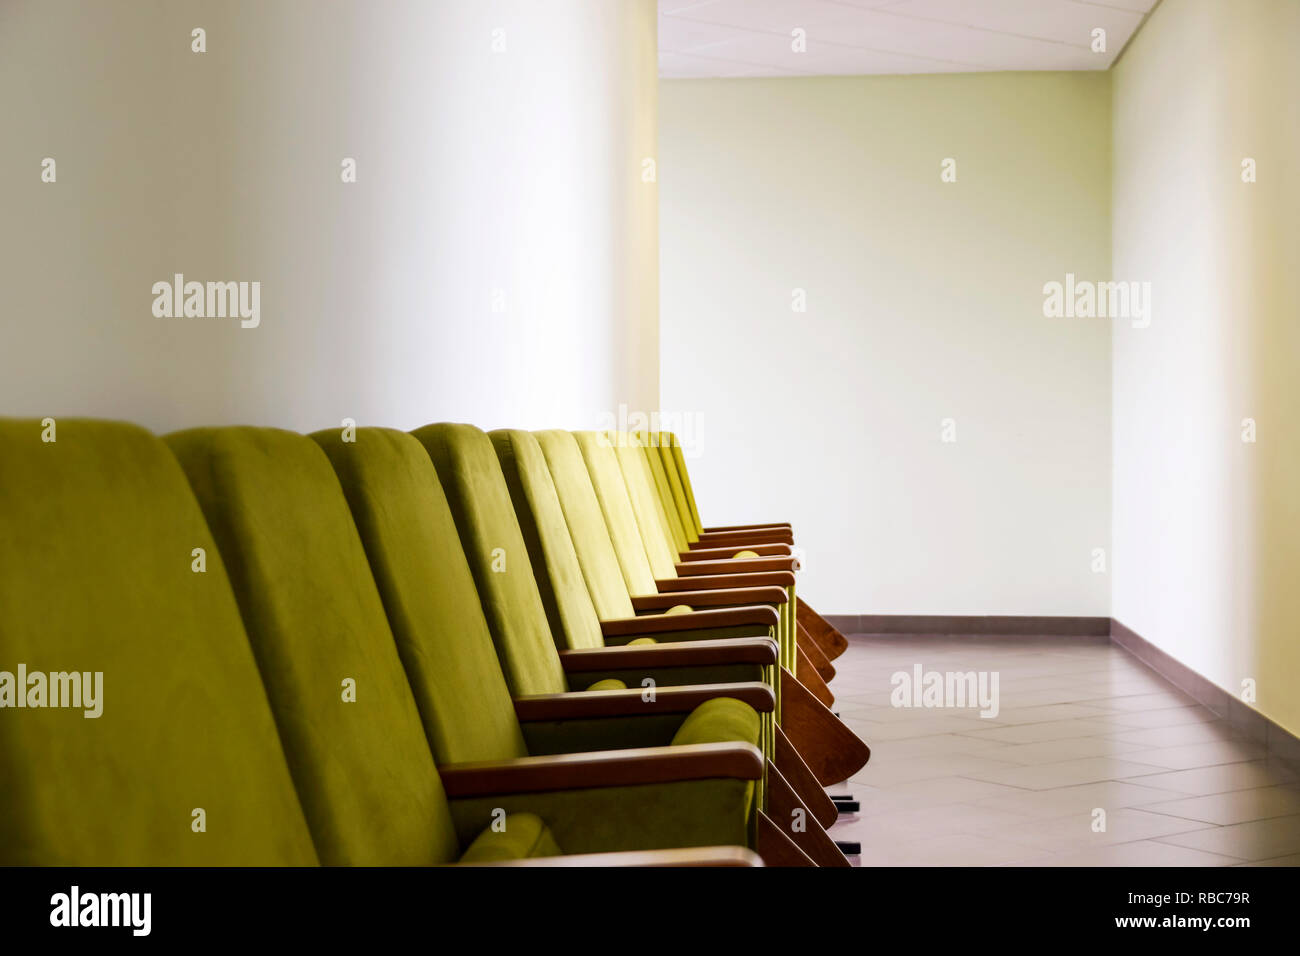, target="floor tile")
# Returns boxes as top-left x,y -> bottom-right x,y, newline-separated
958,718 -> 1125,745
1107,720 -> 1245,748
1141,786 -> 1300,825
1154,814 -> 1300,861
970,779 -> 1195,817
1038,840 -> 1239,867
965,756 -> 1171,790
1122,740 -> 1266,771
980,807 -> 1214,854
1132,760 -> 1299,795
